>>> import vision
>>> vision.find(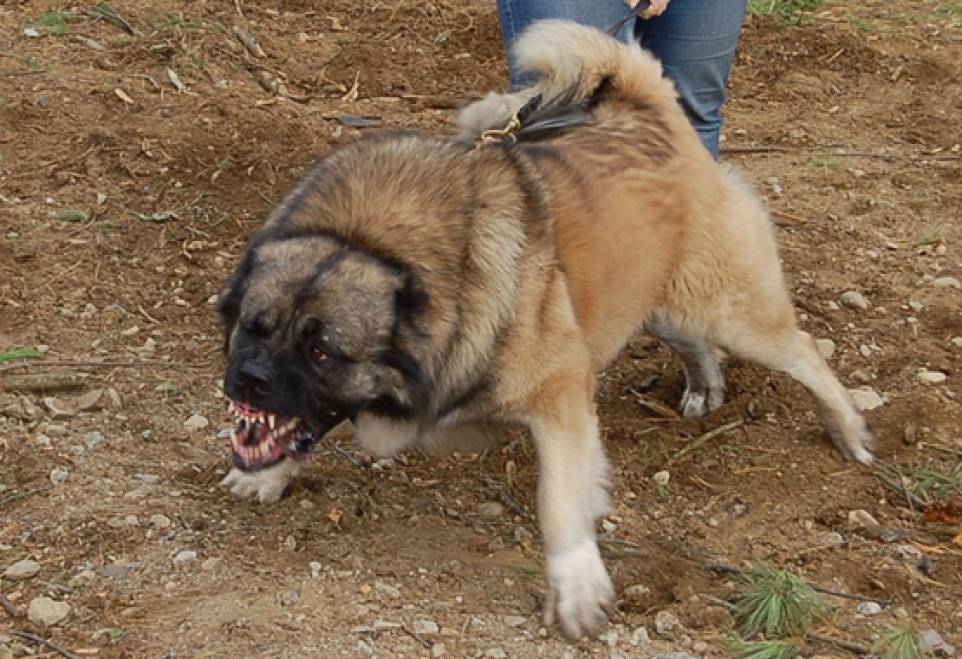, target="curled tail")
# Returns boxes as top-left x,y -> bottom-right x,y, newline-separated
457,20 -> 678,138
